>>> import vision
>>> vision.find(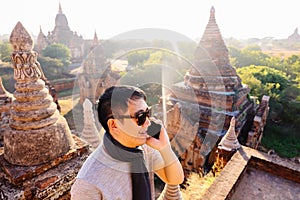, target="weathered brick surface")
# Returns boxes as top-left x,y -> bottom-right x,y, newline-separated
0,135 -> 88,186
201,146 -> 300,200
230,167 -> 300,200
0,135 -> 90,200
